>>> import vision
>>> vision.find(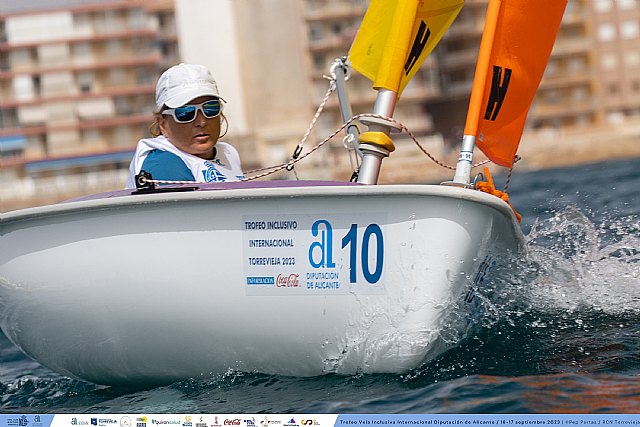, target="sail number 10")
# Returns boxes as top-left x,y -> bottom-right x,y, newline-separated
308,219 -> 384,284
